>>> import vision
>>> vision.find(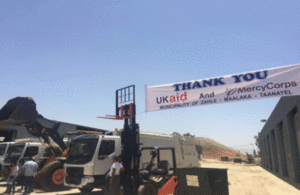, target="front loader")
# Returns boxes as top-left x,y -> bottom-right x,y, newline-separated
0,97 -> 108,191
